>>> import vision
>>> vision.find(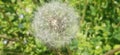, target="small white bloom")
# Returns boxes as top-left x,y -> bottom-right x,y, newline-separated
3,40 -> 7,44
19,14 -> 24,19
